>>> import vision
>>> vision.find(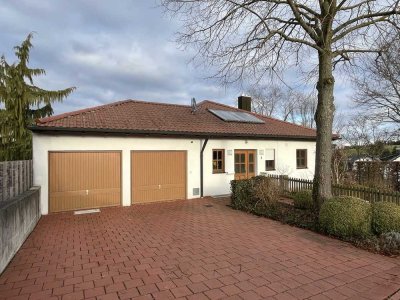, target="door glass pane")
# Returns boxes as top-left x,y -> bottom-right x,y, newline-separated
249,164 -> 254,173
241,164 -> 246,173
235,154 -> 239,163
249,153 -> 254,163
235,164 -> 240,173
240,154 -> 245,162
